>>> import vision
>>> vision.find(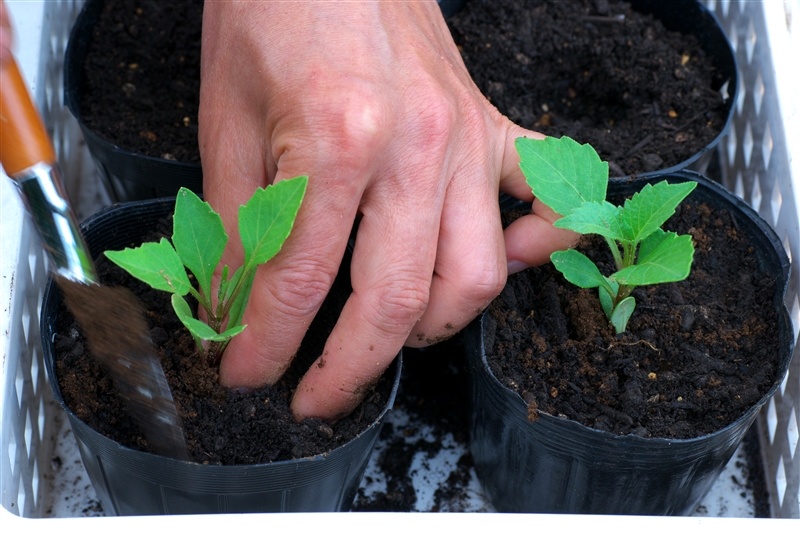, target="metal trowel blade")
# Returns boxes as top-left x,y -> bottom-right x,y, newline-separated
58,277 -> 189,461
